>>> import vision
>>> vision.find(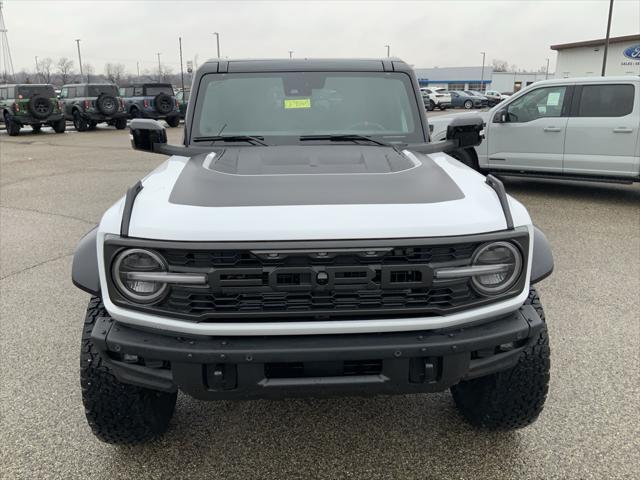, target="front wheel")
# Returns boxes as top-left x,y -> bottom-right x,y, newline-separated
451,289 -> 550,430
166,115 -> 180,127
80,297 -> 177,444
463,100 -> 473,109
114,117 -> 127,130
